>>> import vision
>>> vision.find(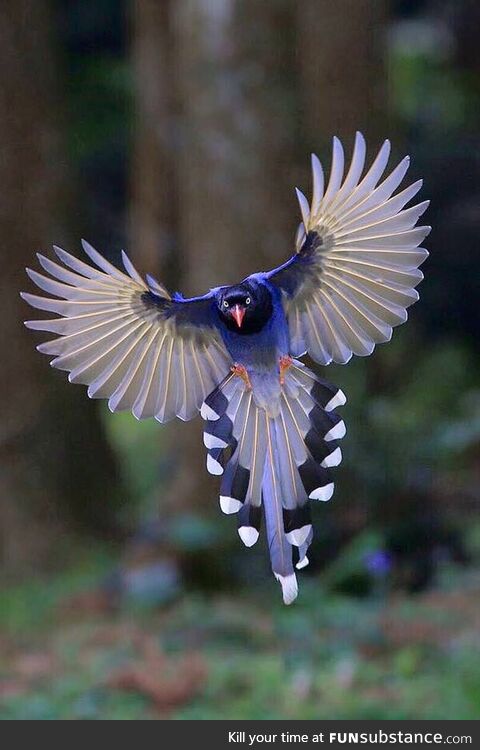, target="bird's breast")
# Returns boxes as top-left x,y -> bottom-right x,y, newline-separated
222,328 -> 287,417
